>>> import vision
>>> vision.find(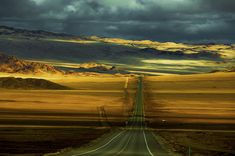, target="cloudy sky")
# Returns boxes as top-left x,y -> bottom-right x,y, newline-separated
0,0 -> 235,43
